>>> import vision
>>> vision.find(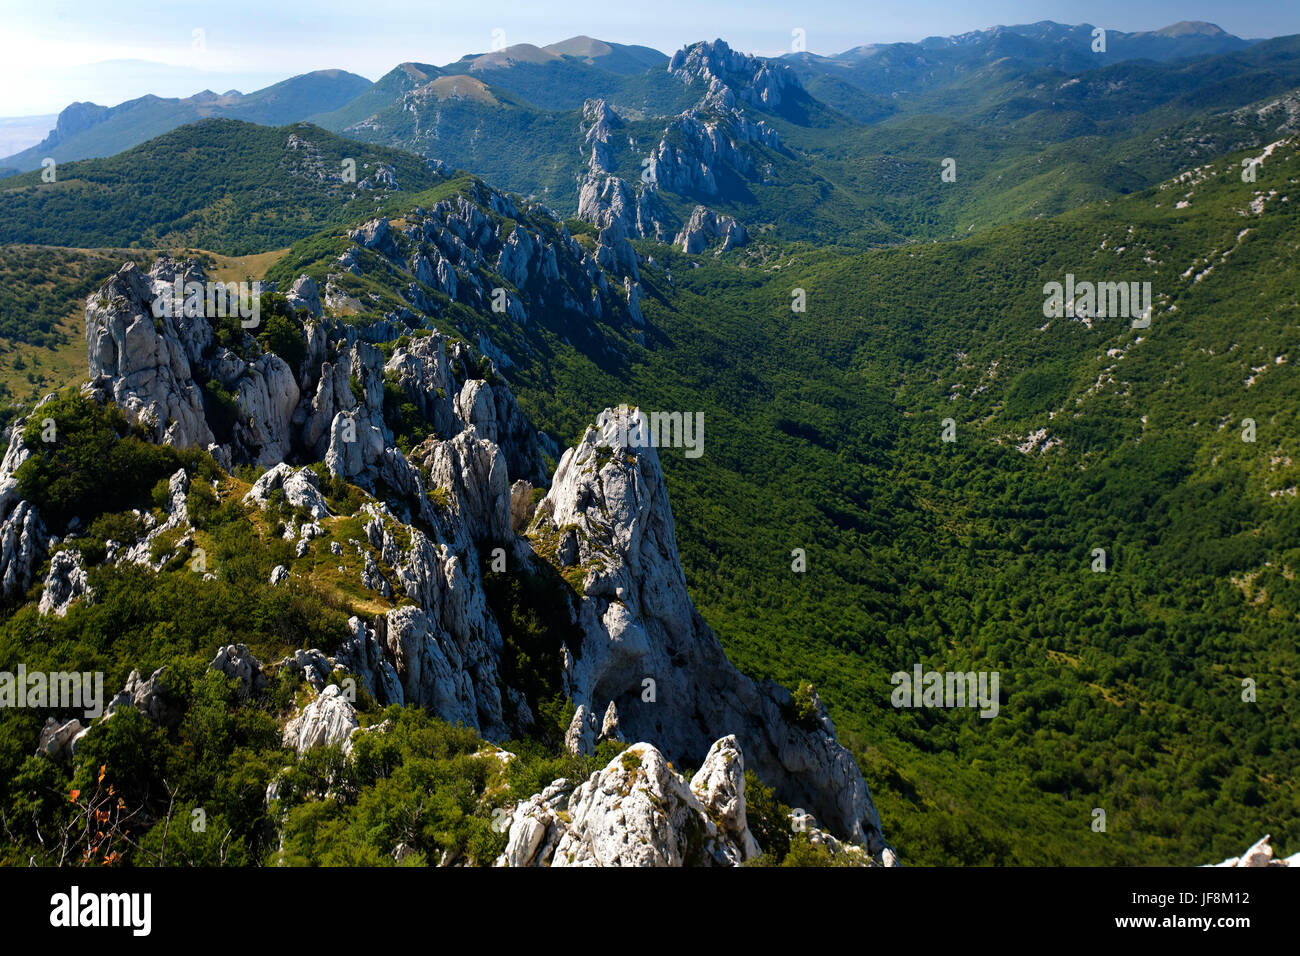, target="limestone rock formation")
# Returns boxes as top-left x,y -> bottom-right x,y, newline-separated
498,738 -> 764,867
104,667 -> 176,726
282,685 -> 360,755
63,198 -> 891,862
1208,835 -> 1300,867
277,648 -> 336,692
84,259 -> 215,451
243,464 -> 332,519
210,644 -> 268,698
36,717 -> 85,759
530,406 -> 888,851
39,548 -> 92,617
285,274 -> 322,317
674,205 -> 747,254
0,498 -> 46,600
0,415 -> 50,598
